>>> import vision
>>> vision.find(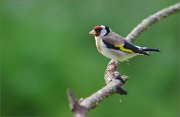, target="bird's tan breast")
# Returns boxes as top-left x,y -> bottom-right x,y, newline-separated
95,37 -> 102,52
